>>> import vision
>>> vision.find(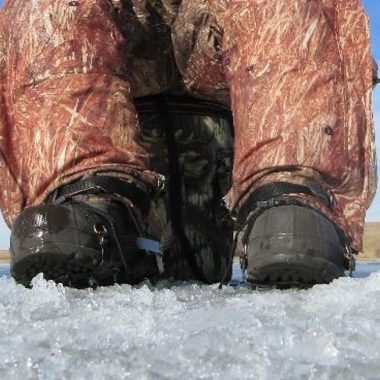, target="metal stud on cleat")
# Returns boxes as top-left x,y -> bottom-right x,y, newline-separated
88,277 -> 98,289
